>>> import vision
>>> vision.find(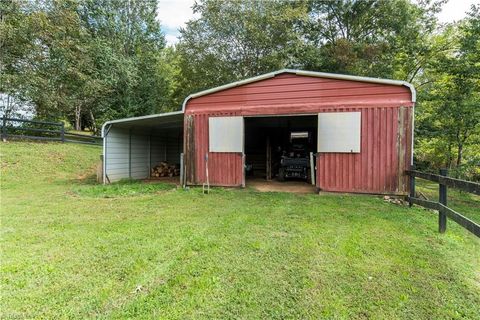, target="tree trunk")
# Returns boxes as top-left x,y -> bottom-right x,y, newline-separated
74,105 -> 82,131
446,143 -> 452,168
5,95 -> 11,118
89,110 -> 97,135
456,143 -> 463,167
